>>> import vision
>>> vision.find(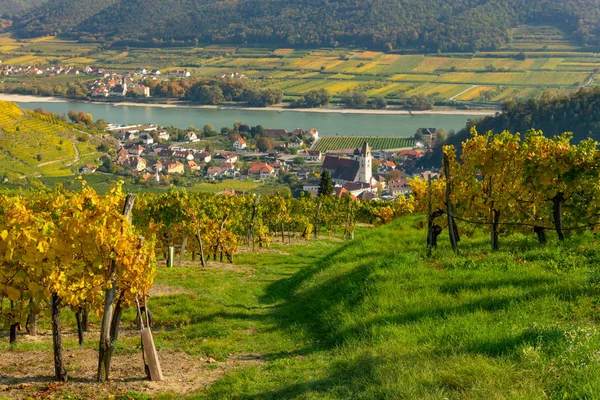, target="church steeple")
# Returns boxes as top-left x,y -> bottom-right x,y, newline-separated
357,141 -> 372,184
